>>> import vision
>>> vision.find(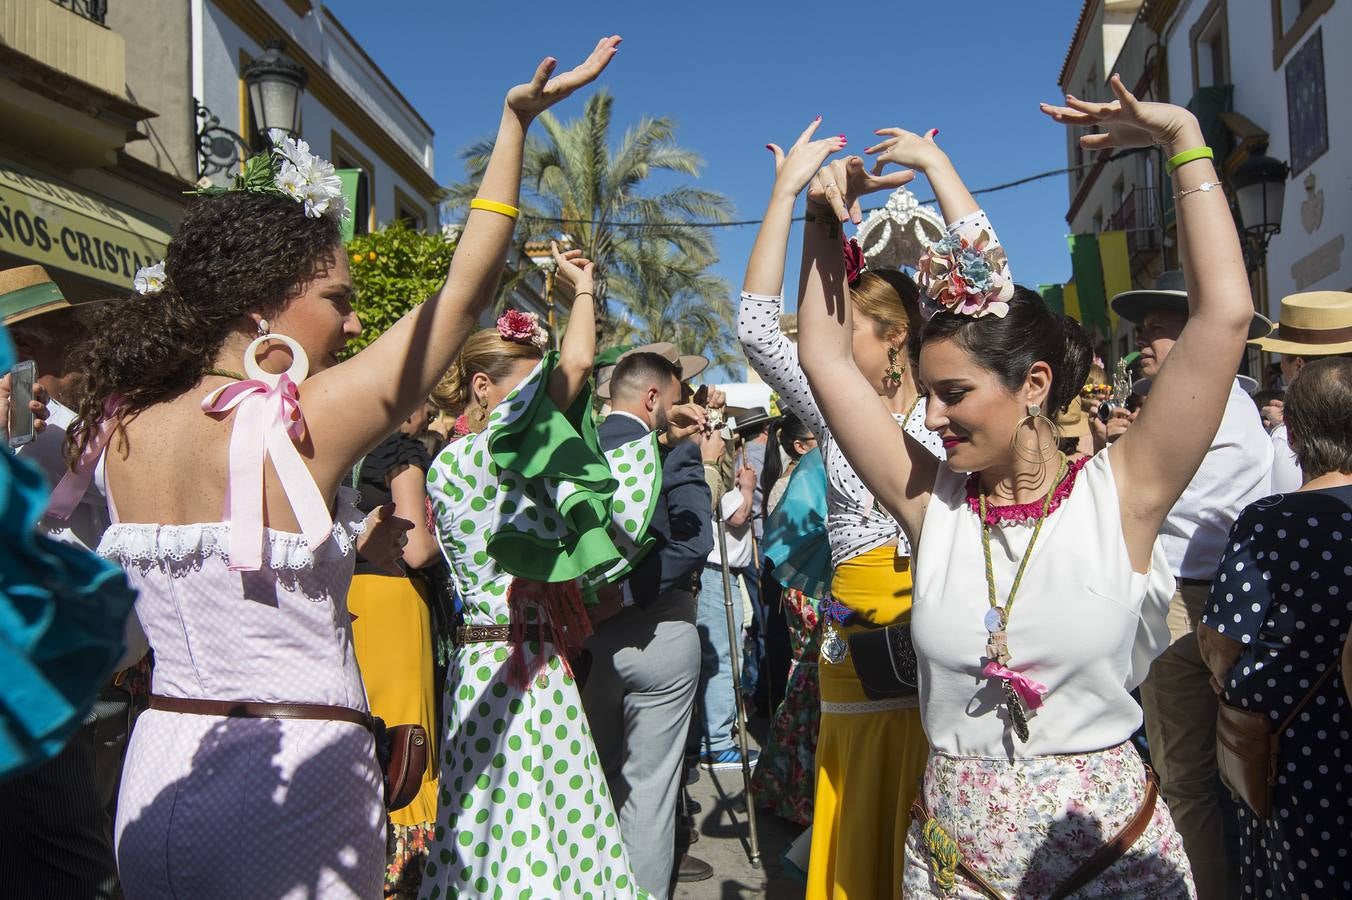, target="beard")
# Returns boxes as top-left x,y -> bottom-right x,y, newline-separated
651,403 -> 669,434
